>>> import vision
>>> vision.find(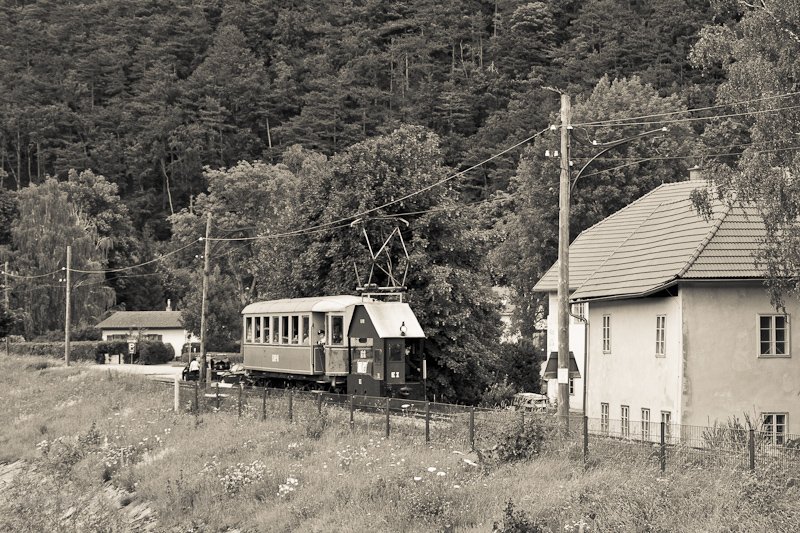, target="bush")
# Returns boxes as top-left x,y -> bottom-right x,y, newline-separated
480,415 -> 550,464
480,376 -> 518,408
137,341 -> 174,365
8,341 -> 100,361
492,500 -> 546,533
